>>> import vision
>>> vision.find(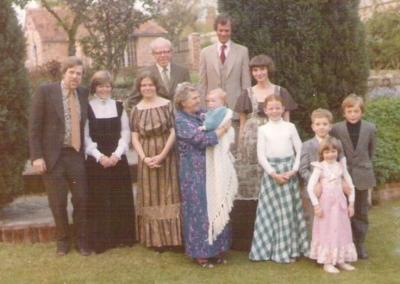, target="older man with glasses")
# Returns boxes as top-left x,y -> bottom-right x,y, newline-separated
149,37 -> 191,99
